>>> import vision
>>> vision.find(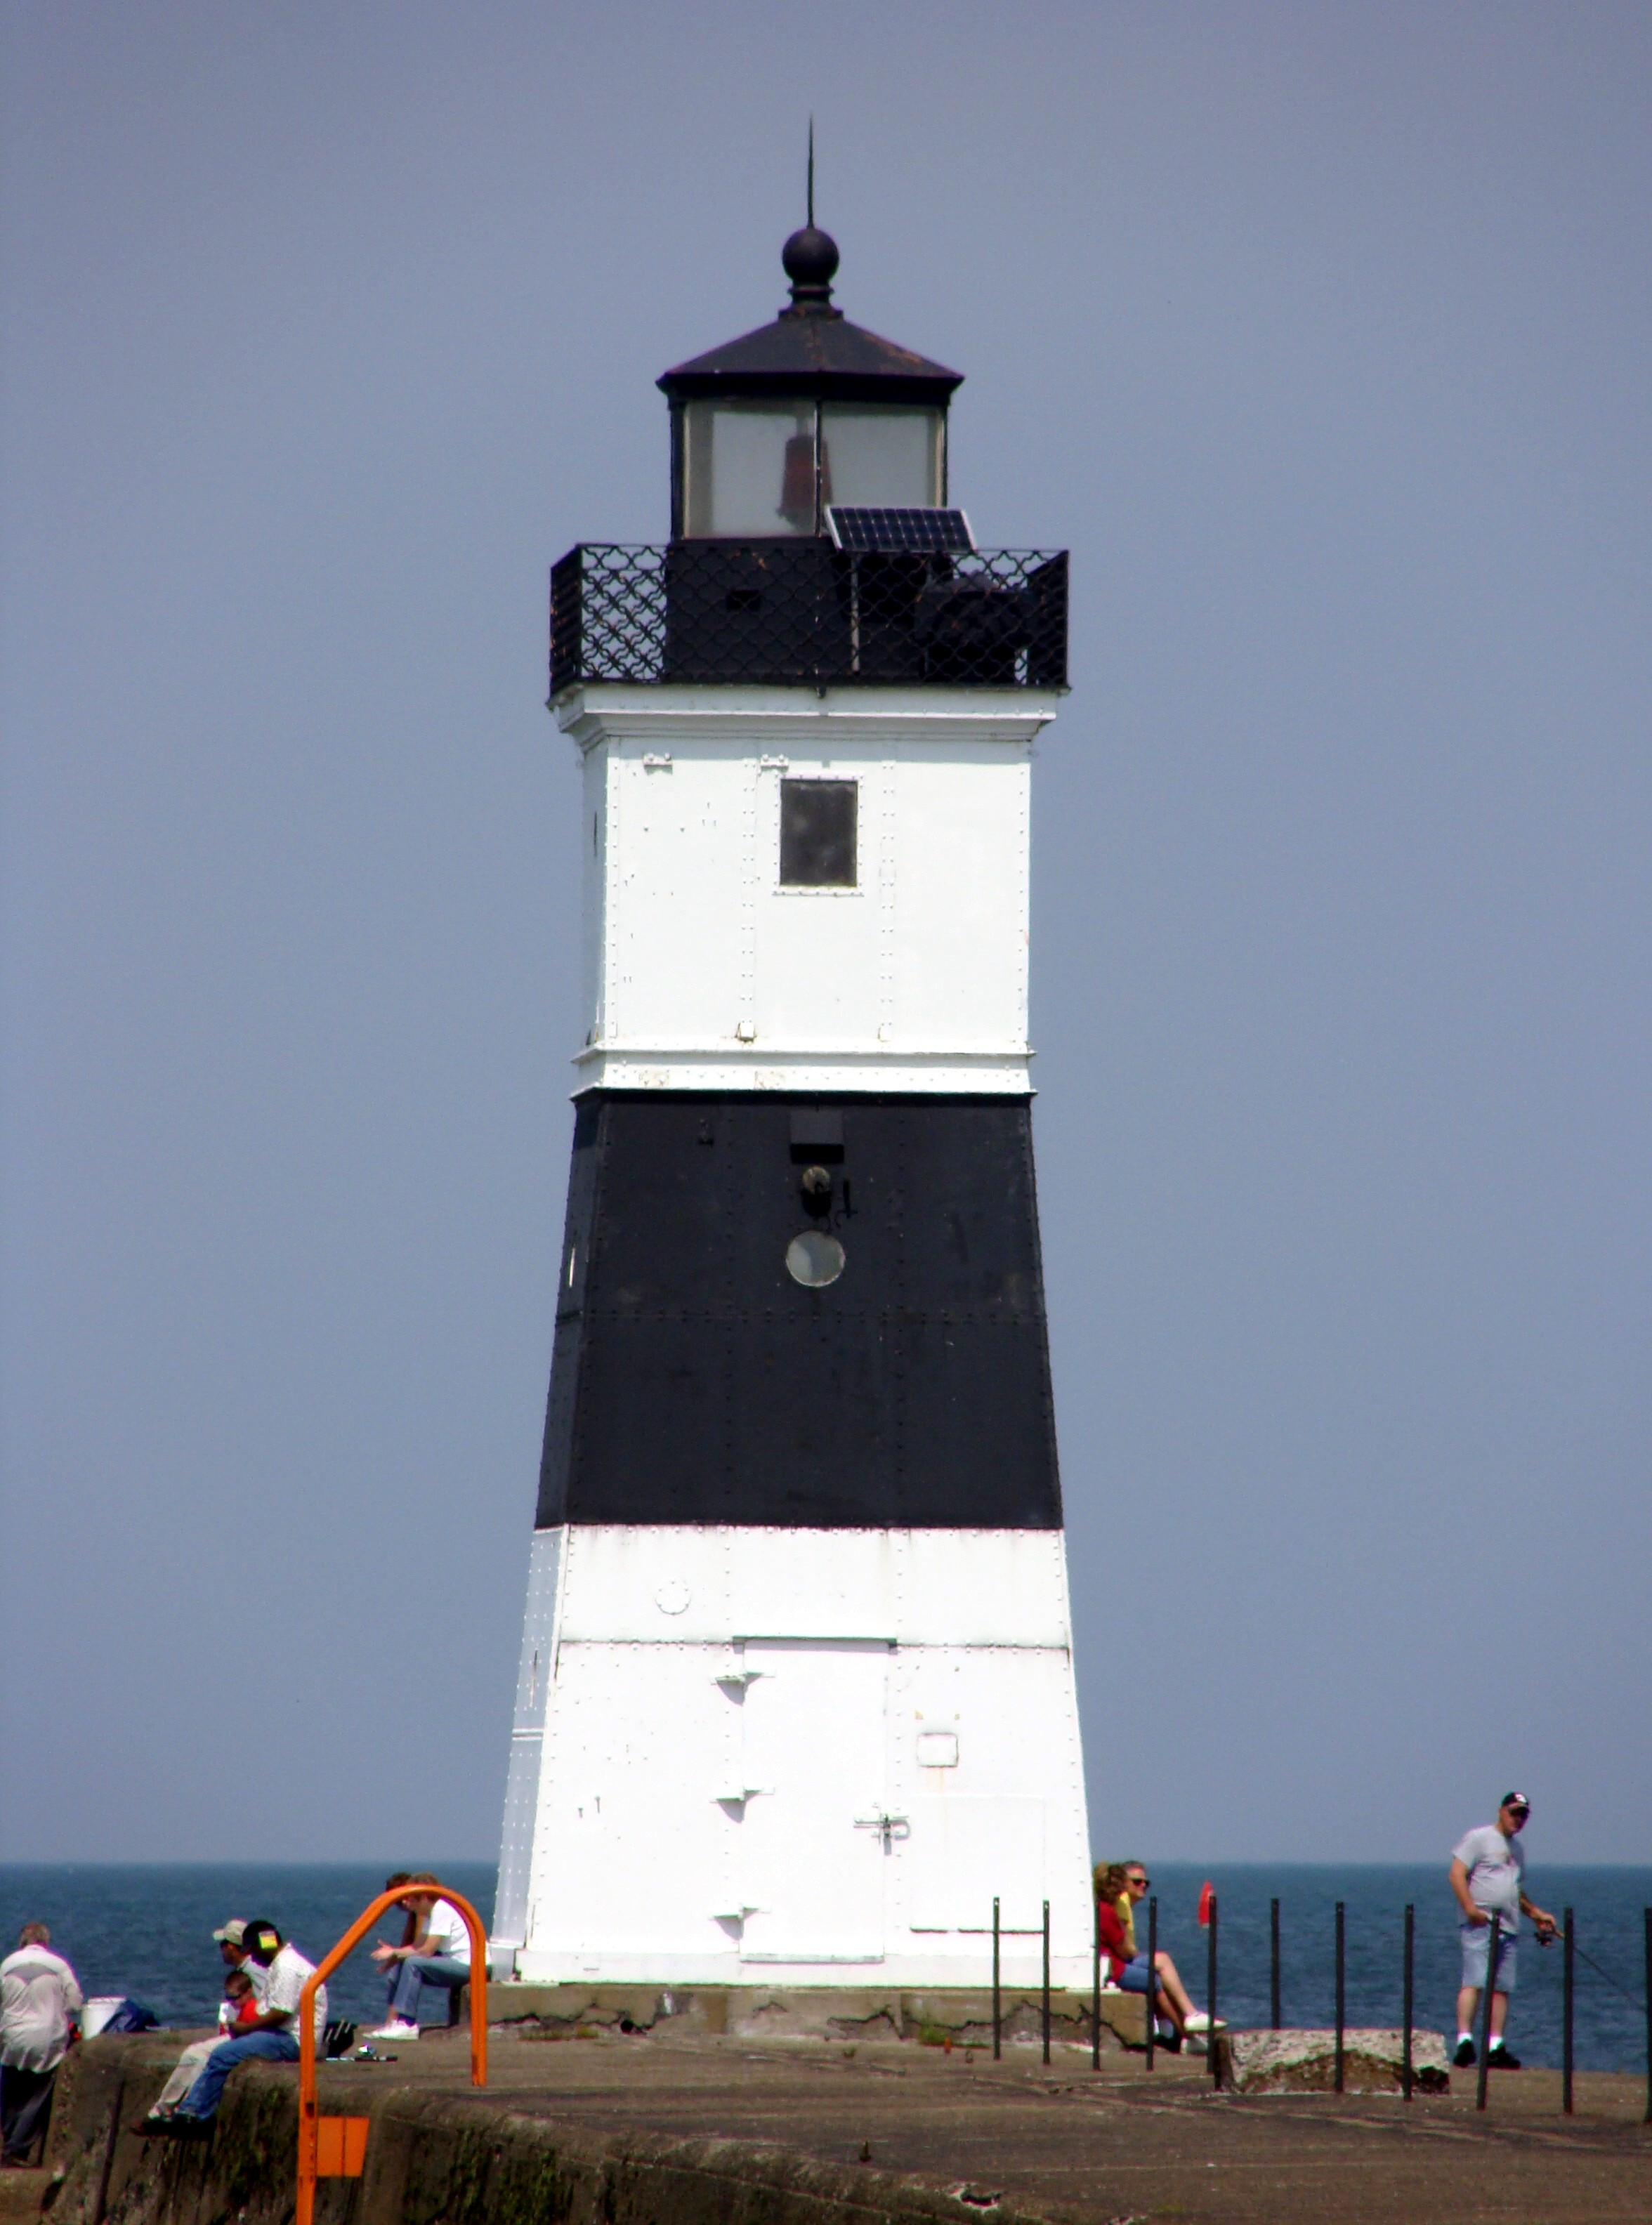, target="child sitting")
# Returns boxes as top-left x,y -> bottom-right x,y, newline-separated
139,1952 -> 263,2127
